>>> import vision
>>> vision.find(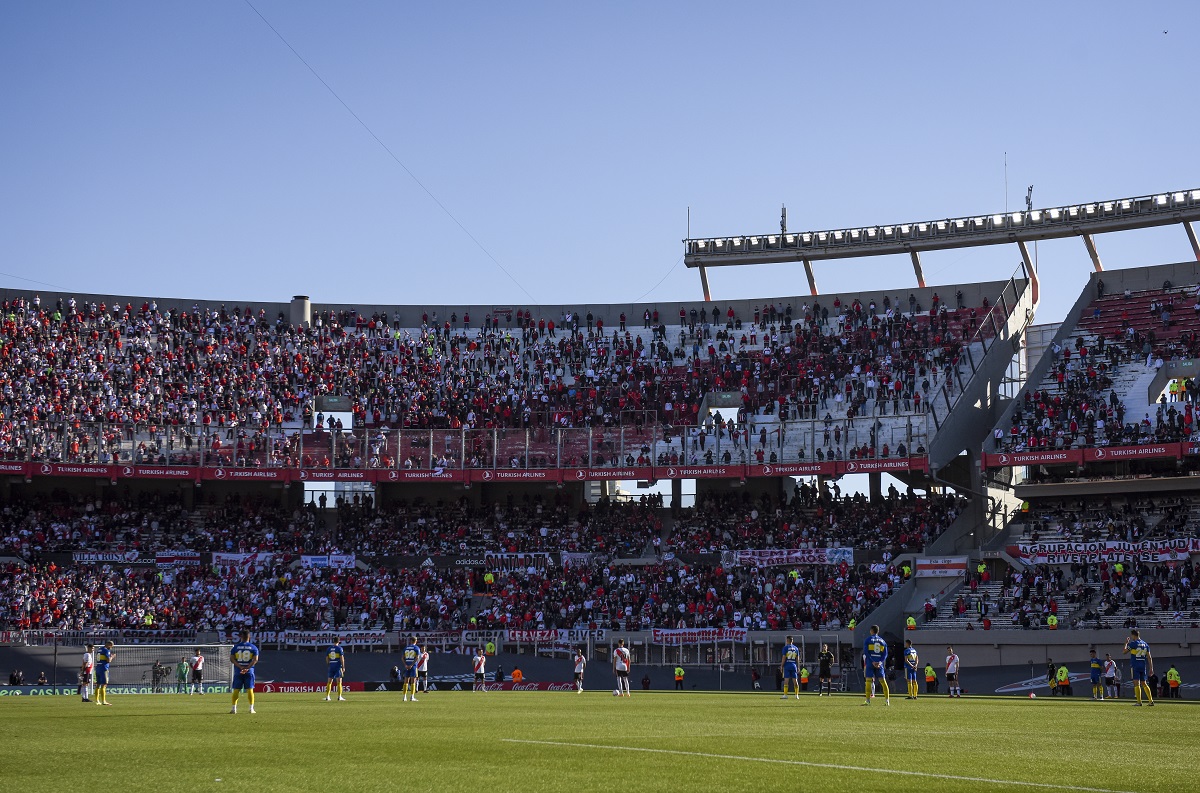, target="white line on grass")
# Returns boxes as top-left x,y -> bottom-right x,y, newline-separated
501,739 -> 1138,793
